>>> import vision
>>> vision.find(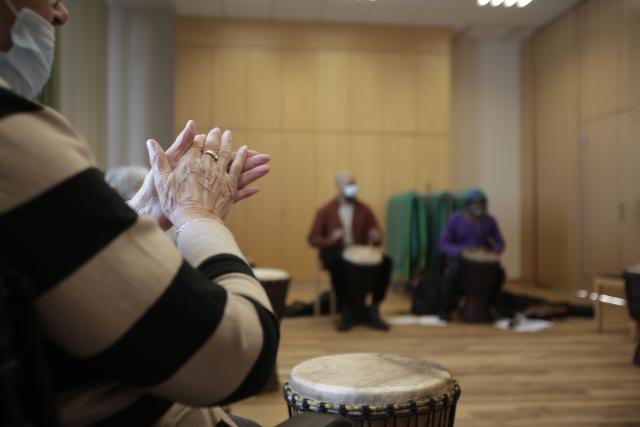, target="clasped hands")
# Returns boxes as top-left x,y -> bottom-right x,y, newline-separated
128,120 -> 270,229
